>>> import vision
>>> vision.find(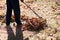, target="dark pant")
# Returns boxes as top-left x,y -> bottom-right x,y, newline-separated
6,0 -> 22,25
